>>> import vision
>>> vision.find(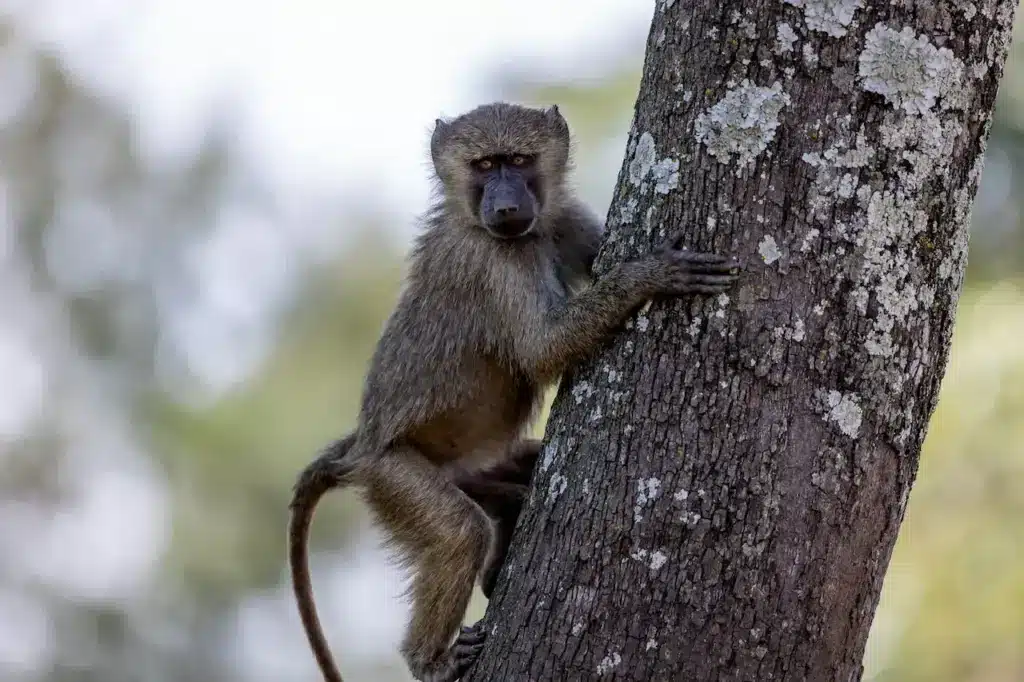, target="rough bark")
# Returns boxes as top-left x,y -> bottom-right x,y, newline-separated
465,1 -> 1016,681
